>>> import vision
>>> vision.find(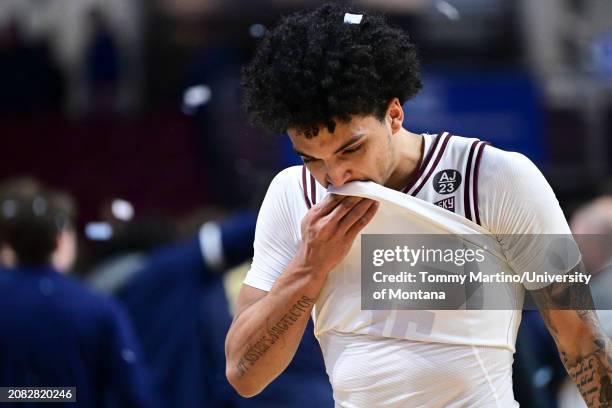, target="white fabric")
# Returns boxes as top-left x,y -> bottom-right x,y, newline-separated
322,331 -> 517,408
243,133 -> 573,407
476,144 -> 575,289
313,181 -> 521,351
404,132 -> 481,217
244,167 -> 303,292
